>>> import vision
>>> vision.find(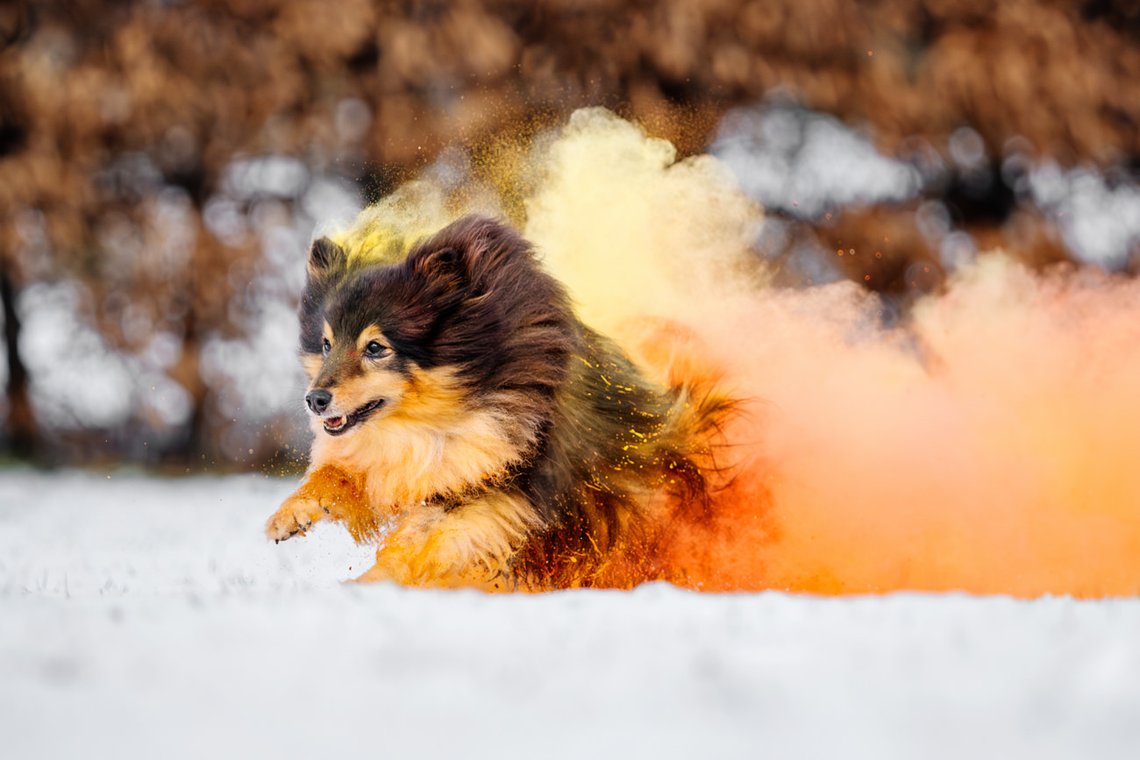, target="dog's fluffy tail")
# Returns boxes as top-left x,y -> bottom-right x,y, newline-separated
624,316 -> 742,507
615,316 -> 774,590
